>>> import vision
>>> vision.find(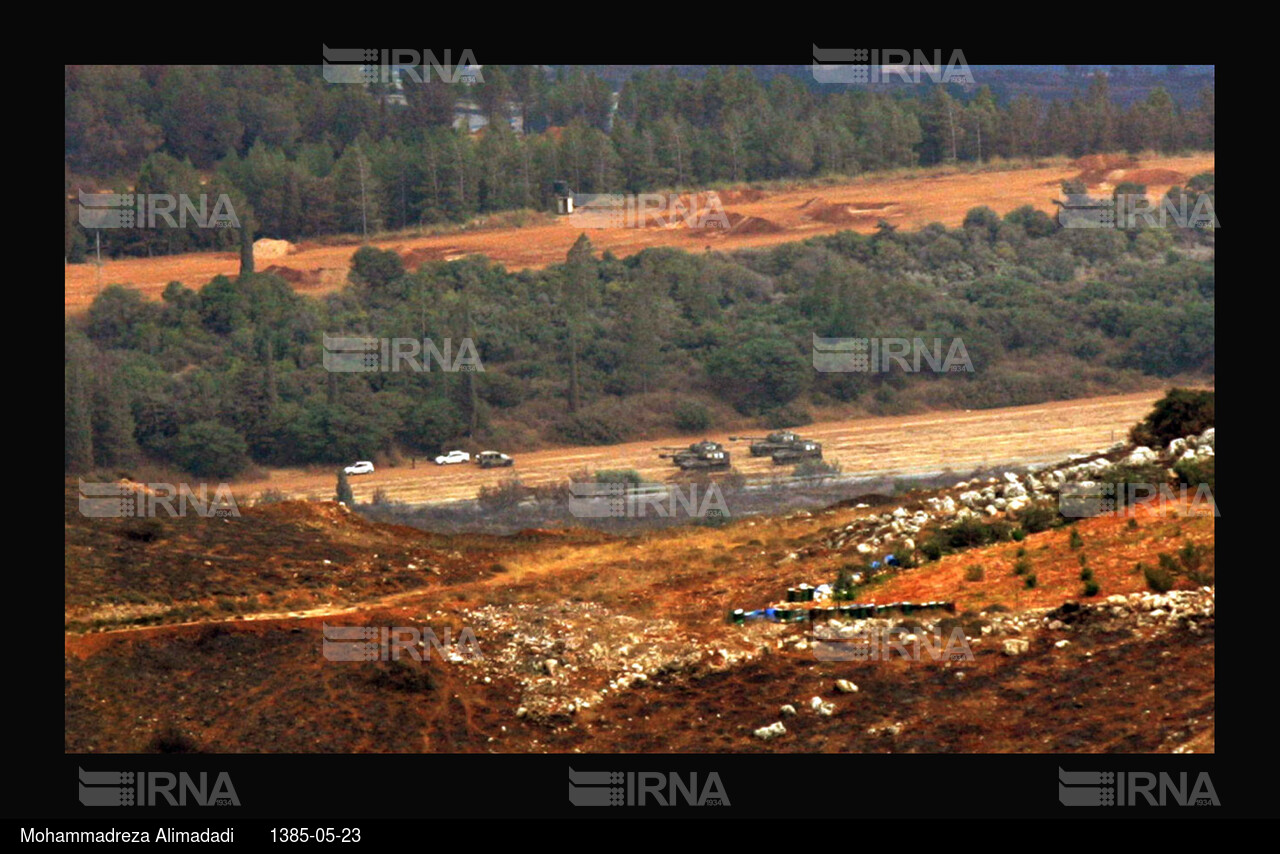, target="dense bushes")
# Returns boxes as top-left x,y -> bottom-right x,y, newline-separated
66,198 -> 1215,478
673,401 -> 712,433
1174,456 -> 1215,493
1130,388 -> 1214,447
